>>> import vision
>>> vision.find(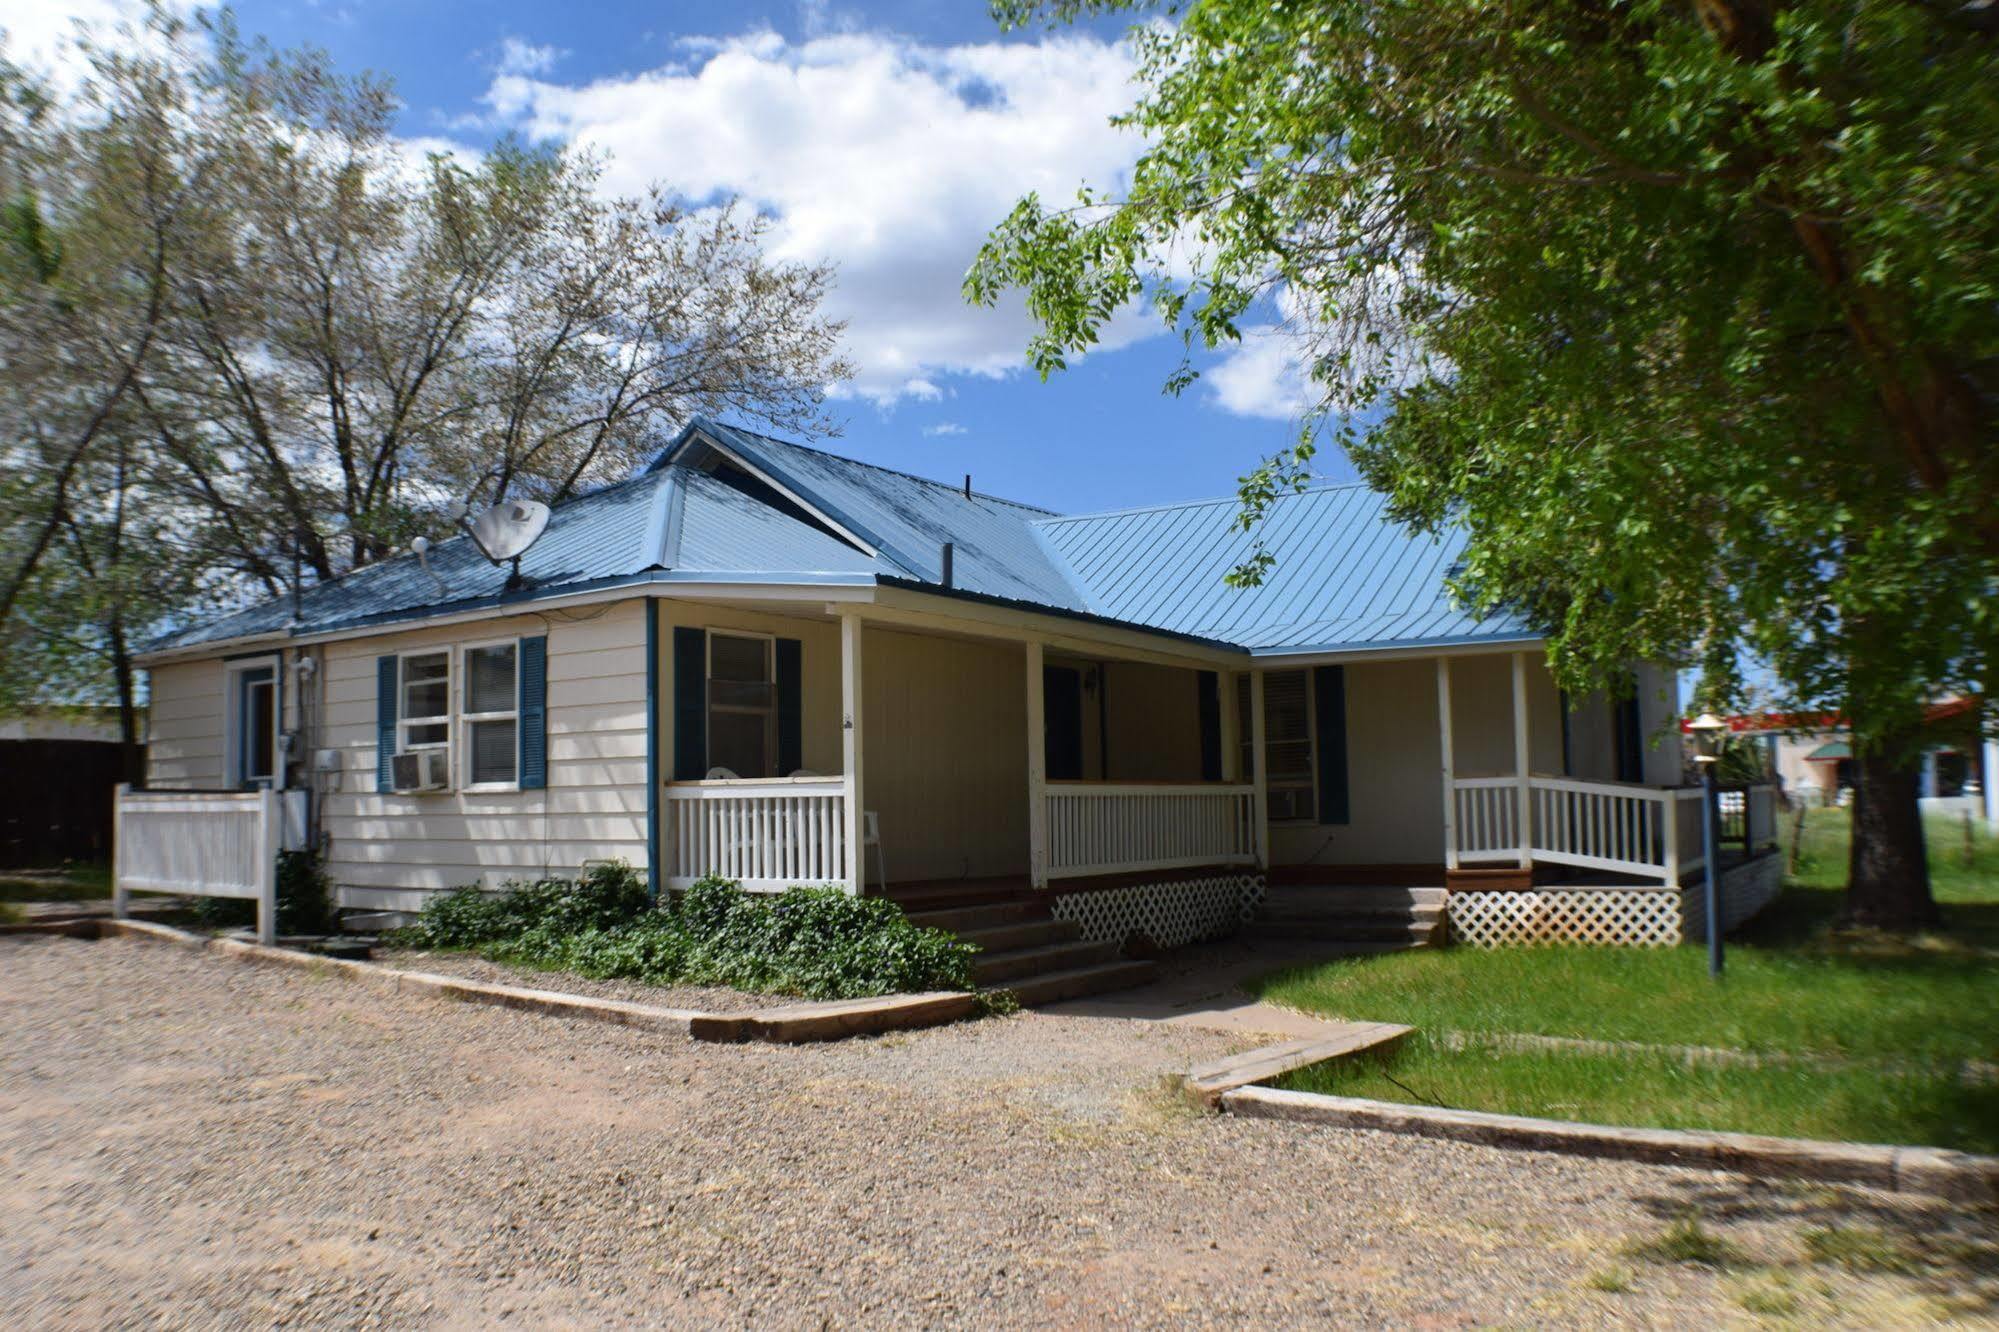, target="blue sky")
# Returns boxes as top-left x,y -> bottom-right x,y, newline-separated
5,0 -> 1340,516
